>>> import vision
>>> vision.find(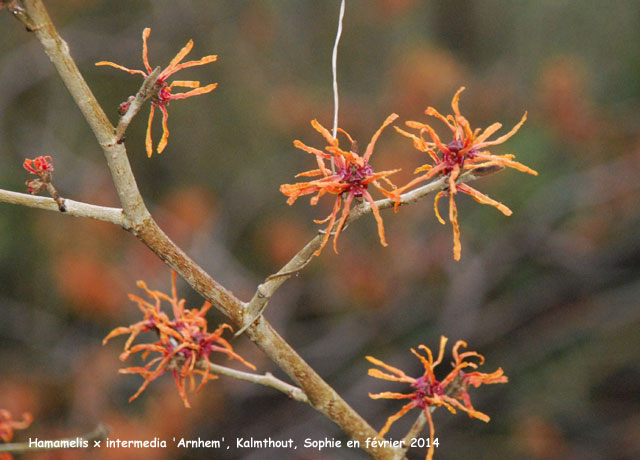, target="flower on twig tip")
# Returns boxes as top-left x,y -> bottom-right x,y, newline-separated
103,271 -> 255,408
23,155 -> 66,211
96,27 -> 218,157
395,87 -> 537,260
0,409 -> 32,460
367,336 -> 507,460
280,115 -> 401,255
